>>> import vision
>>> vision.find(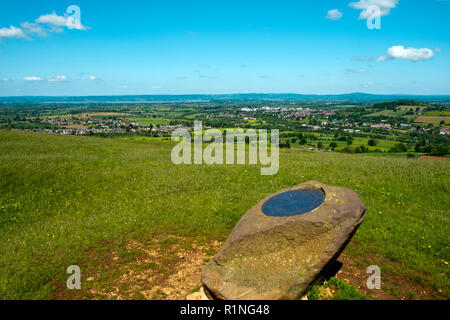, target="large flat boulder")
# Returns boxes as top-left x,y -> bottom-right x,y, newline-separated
201,181 -> 366,300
